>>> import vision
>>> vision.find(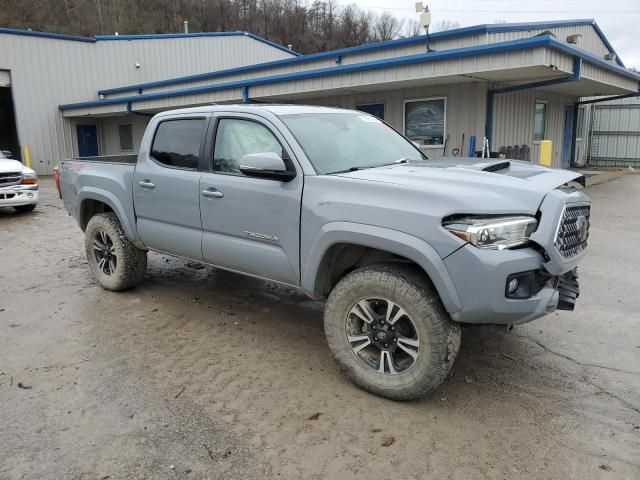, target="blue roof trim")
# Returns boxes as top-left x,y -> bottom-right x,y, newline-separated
0,27 -> 298,55
0,27 -> 95,42
95,31 -> 299,56
59,35 -> 640,112
97,18 -> 623,96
